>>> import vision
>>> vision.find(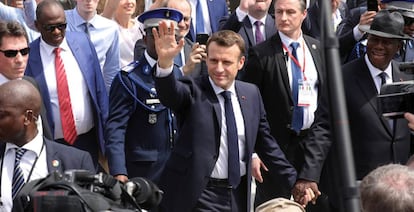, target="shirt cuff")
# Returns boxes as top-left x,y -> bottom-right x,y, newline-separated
155,62 -> 174,77
353,25 -> 365,41
236,7 -> 248,22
